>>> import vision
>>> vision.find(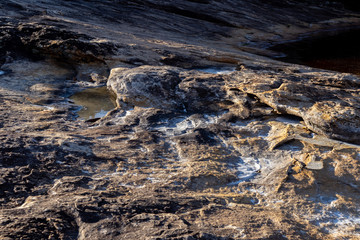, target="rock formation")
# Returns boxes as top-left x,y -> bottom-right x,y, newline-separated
0,0 -> 360,239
